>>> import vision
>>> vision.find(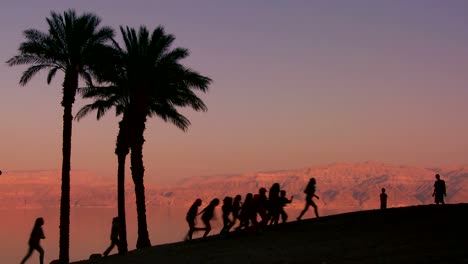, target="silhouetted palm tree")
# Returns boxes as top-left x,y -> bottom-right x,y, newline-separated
7,10 -> 114,262
76,25 -> 211,249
